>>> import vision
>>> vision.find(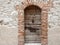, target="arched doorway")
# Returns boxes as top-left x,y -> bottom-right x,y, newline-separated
18,2 -> 50,45
24,5 -> 42,45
